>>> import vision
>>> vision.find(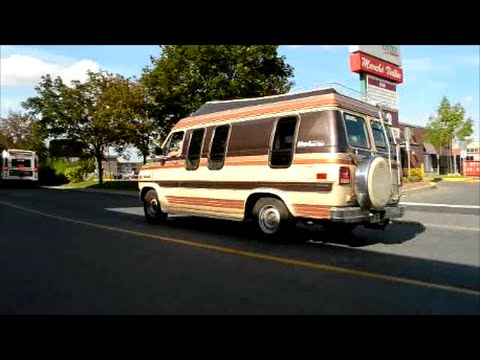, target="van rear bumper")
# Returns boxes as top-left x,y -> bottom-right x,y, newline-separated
330,205 -> 405,224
